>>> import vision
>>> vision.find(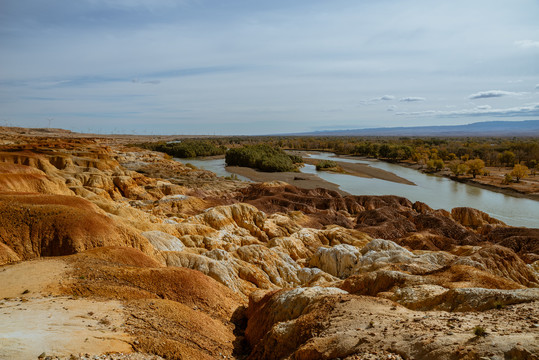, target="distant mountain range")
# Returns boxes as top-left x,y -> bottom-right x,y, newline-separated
289,120 -> 539,137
